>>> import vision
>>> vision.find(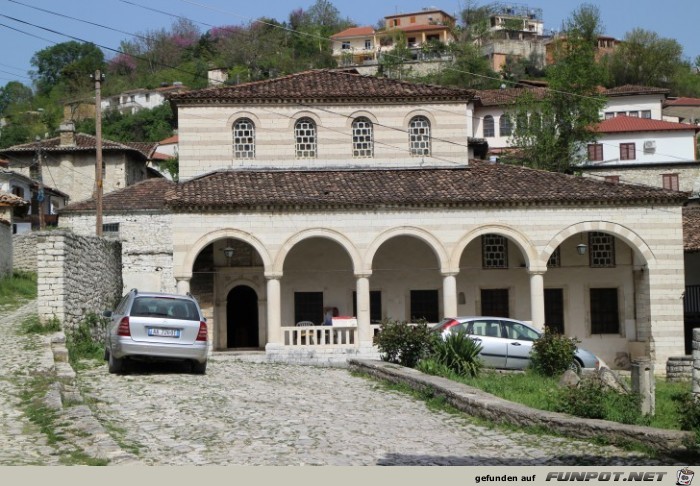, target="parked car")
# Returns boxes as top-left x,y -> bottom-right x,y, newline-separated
103,289 -> 208,374
431,316 -> 600,373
